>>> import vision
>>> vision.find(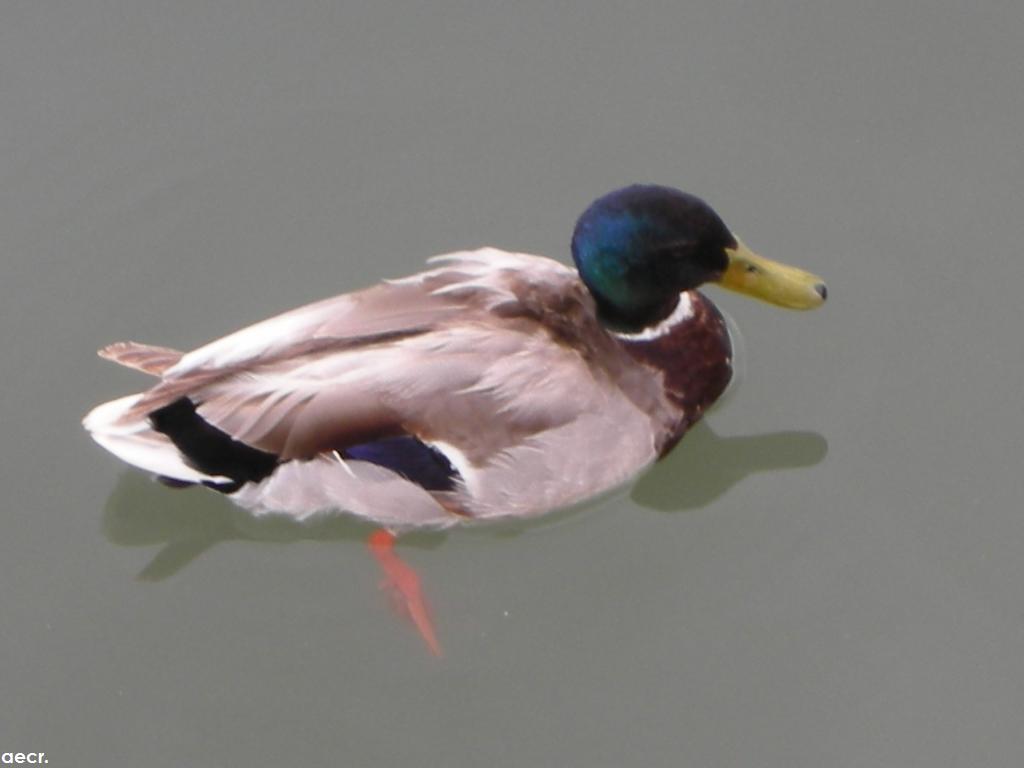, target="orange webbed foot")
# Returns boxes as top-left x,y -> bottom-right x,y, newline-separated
367,529 -> 442,657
